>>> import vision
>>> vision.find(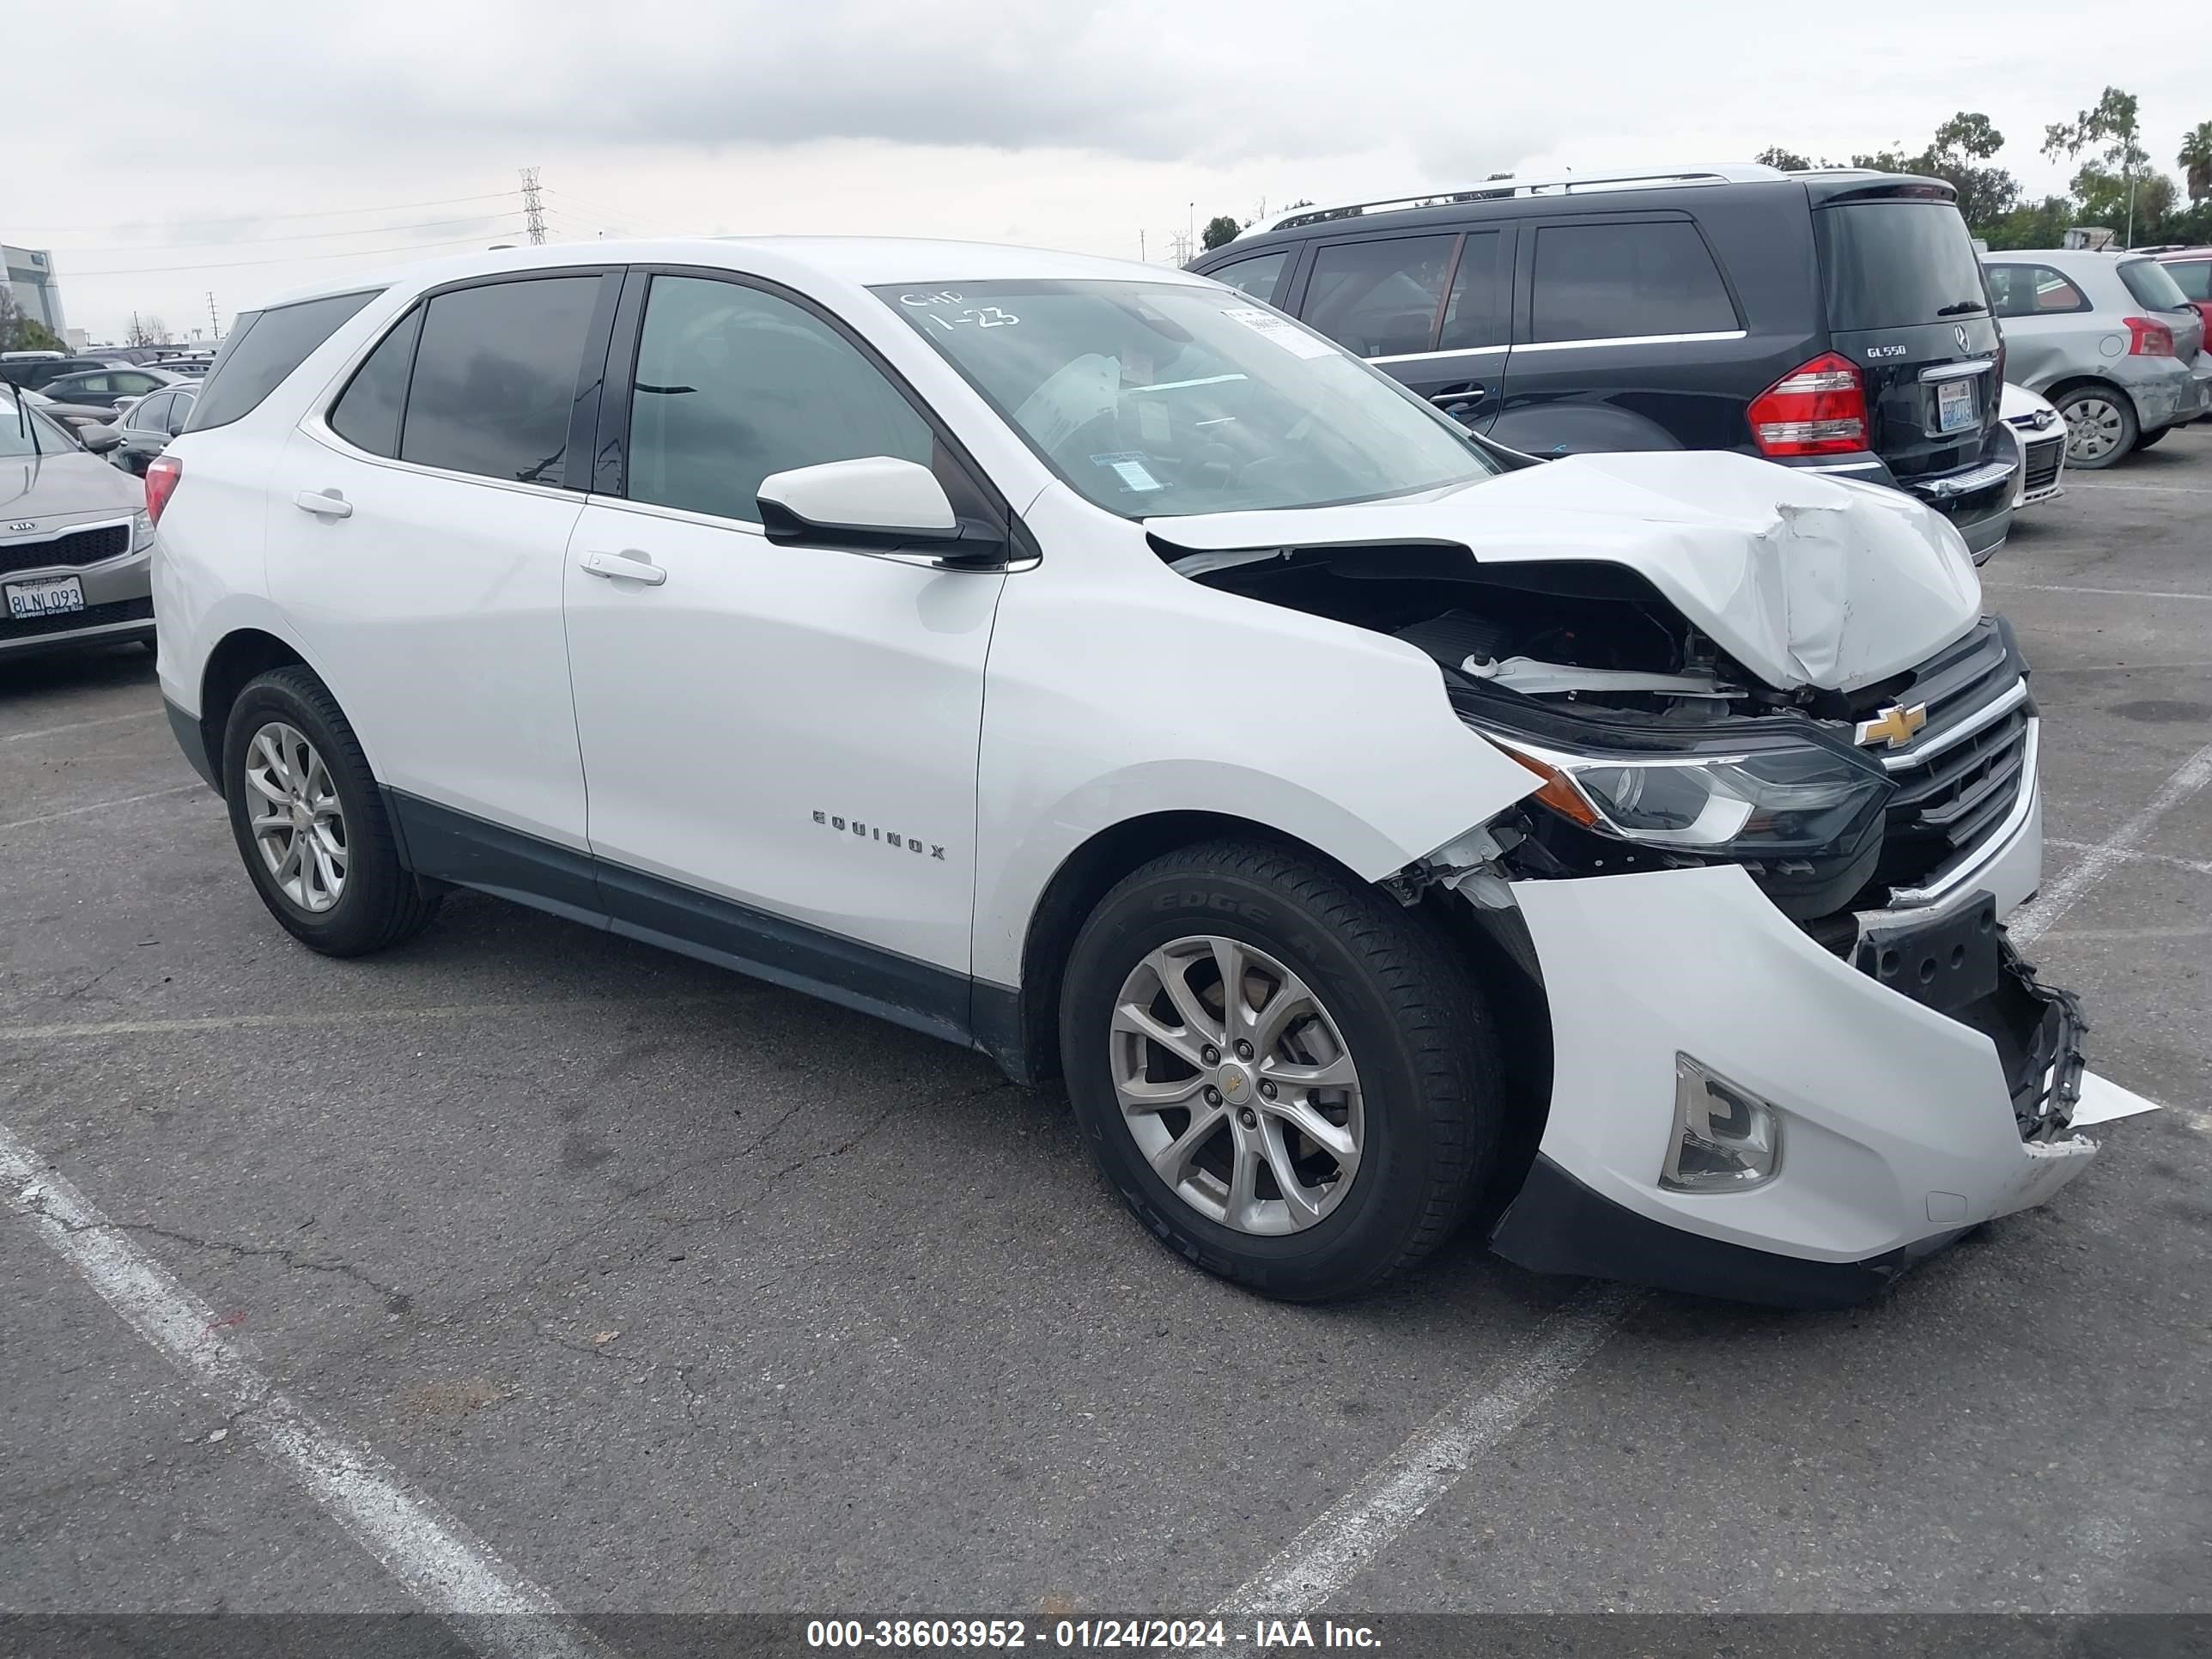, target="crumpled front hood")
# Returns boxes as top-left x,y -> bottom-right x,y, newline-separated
1146,451 -> 1985,692
0,452 -> 147,523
